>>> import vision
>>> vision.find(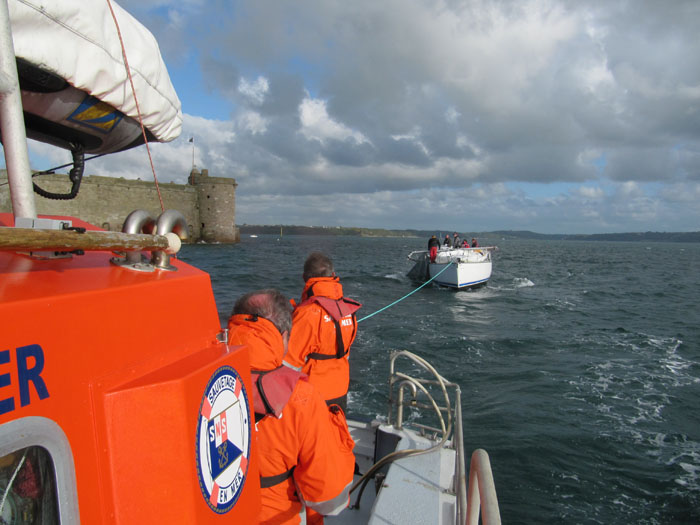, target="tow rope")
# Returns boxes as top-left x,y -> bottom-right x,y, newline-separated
357,262 -> 453,323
